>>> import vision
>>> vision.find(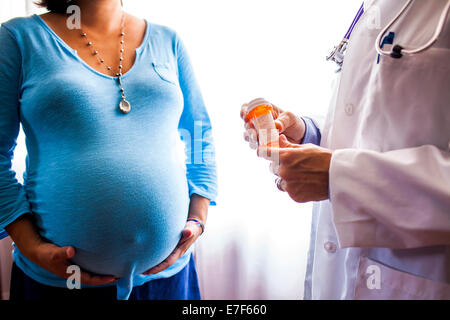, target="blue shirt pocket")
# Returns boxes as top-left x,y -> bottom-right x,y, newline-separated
152,62 -> 178,85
